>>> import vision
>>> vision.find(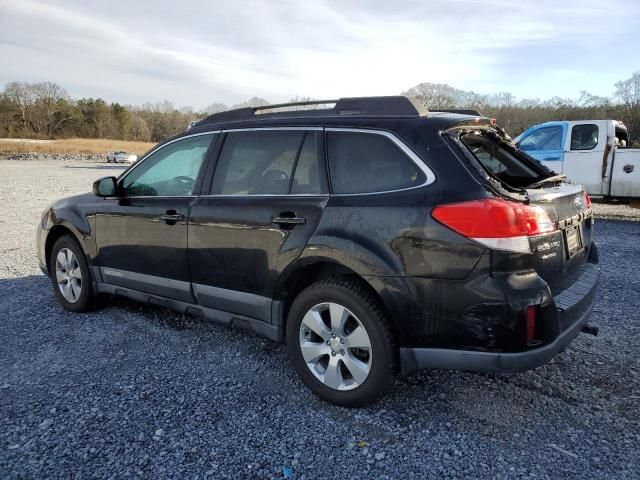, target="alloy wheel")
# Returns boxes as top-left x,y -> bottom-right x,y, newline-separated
298,302 -> 372,391
55,248 -> 82,303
